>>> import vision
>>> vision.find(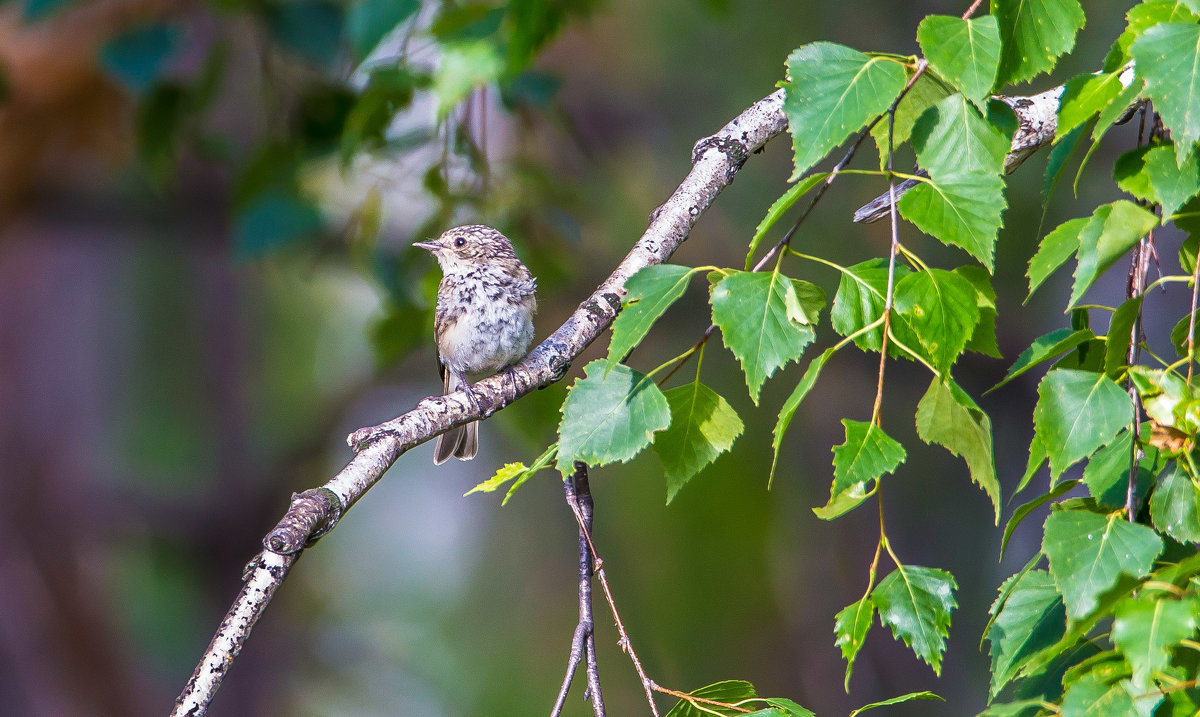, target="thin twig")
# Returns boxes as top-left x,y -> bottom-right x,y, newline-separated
552,463 -> 605,717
